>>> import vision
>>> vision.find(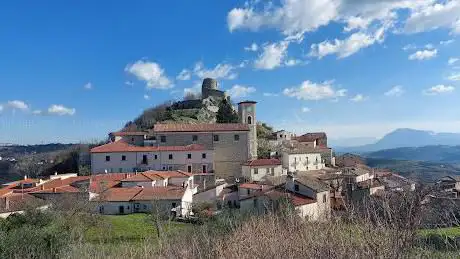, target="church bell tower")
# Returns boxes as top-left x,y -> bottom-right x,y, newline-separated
238,101 -> 258,160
